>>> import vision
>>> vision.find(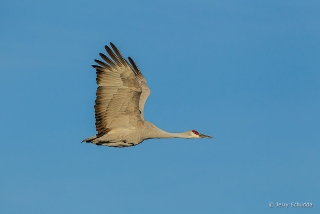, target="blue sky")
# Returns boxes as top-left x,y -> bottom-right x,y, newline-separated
1,0 -> 319,213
